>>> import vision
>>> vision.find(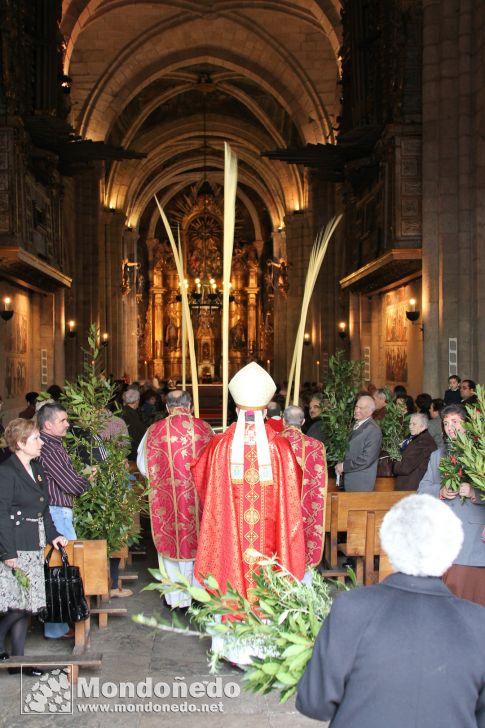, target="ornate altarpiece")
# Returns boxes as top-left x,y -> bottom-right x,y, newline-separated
143,191 -> 269,382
